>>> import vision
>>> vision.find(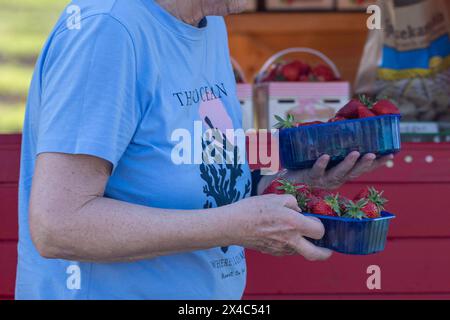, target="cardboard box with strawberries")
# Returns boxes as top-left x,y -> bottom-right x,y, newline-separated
254,48 -> 351,130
